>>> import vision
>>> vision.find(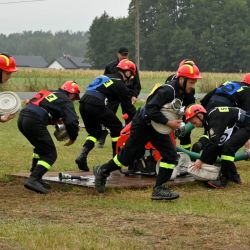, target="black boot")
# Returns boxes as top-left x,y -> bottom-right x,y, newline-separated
98,129 -> 108,148
207,176 -> 228,189
207,163 -> 230,189
39,179 -> 51,190
30,159 -> 51,189
24,165 -> 49,194
151,185 -> 179,200
75,147 -> 90,171
231,173 -> 242,184
94,160 -> 120,193
228,163 -> 242,184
